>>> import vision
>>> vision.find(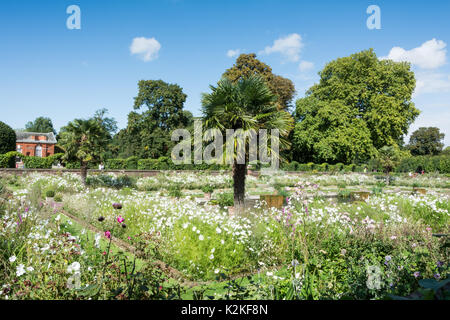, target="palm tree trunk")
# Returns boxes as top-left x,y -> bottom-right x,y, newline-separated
233,160 -> 247,214
80,161 -> 88,186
